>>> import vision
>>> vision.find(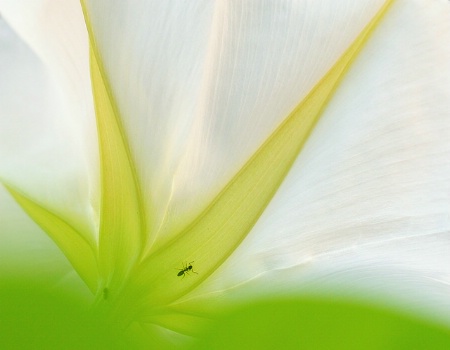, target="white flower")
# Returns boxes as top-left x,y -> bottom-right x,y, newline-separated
1,0 -> 450,343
